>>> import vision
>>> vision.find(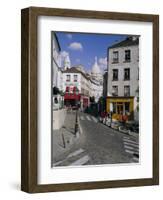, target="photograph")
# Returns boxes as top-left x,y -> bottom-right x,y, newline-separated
51,31 -> 139,167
